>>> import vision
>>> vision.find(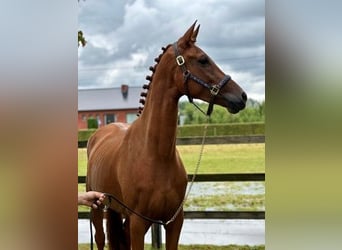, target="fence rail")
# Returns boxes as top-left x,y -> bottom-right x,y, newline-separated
78,210 -> 265,220
78,135 -> 265,148
78,173 -> 265,184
